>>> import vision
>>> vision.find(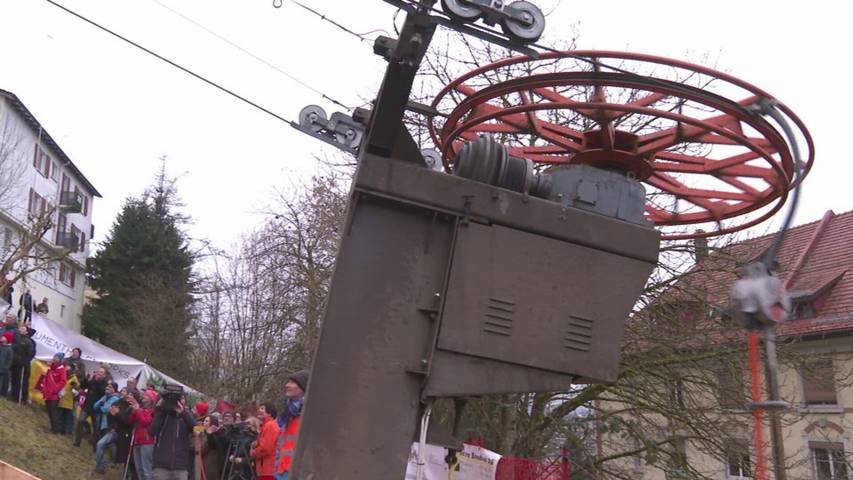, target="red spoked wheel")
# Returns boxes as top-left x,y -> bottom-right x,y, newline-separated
428,51 -> 814,240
